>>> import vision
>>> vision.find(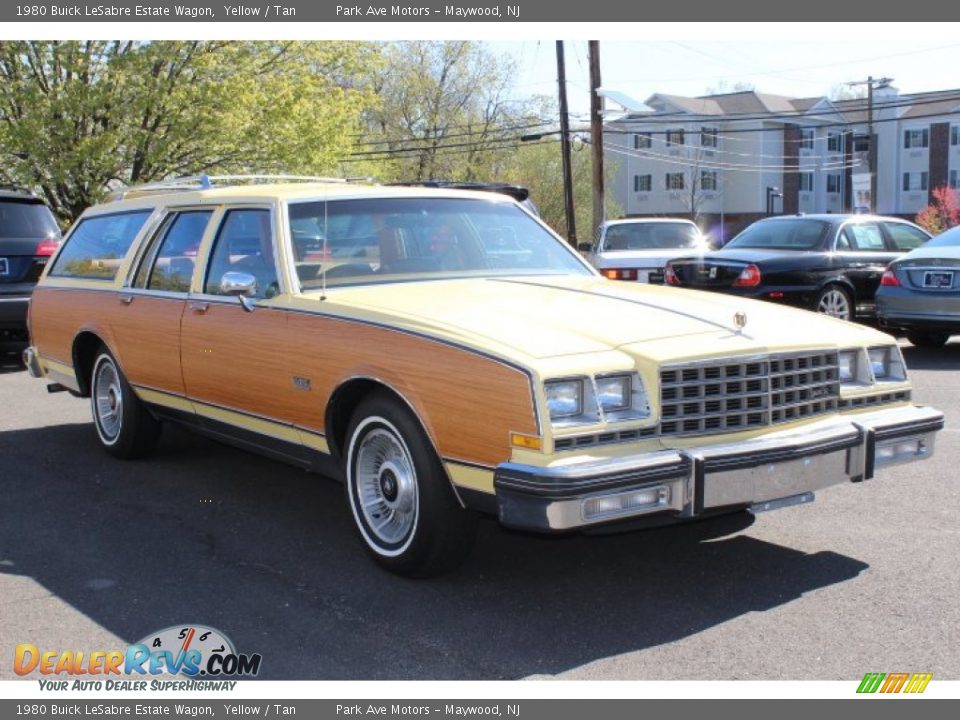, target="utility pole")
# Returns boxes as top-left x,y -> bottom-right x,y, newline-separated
847,76 -> 893,214
589,40 -> 604,236
556,41 -> 577,246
